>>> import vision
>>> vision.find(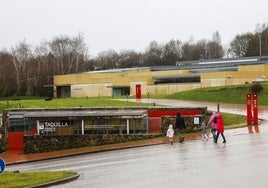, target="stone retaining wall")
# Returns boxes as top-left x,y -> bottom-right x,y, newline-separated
23,134 -> 161,154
